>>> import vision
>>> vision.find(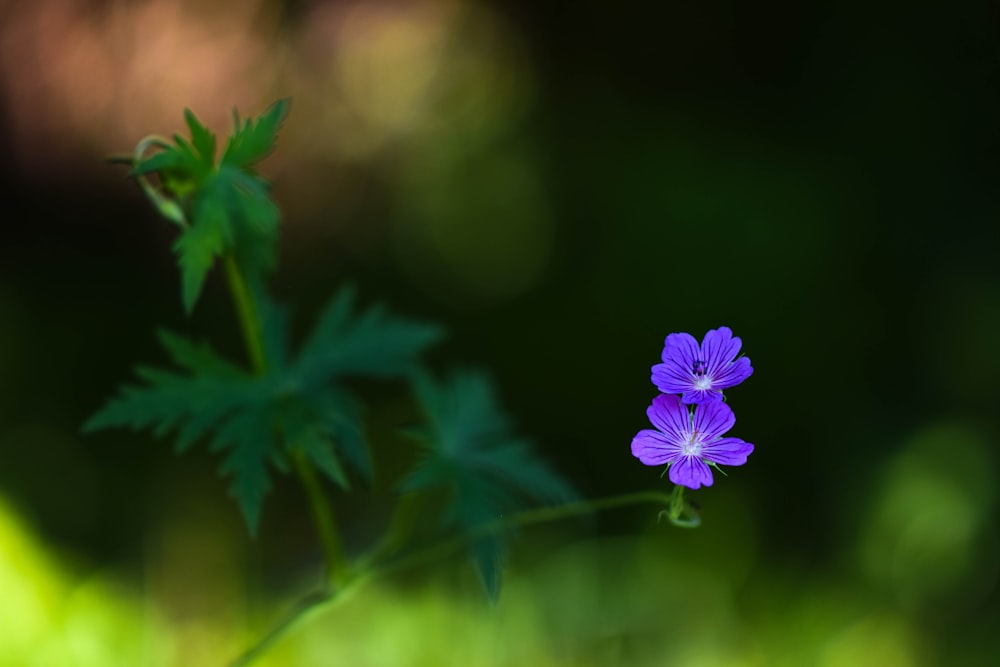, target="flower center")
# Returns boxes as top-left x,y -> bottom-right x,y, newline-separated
682,432 -> 703,456
690,359 -> 713,389
693,376 -> 713,390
